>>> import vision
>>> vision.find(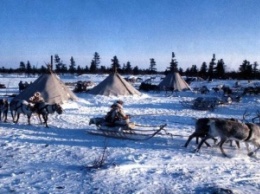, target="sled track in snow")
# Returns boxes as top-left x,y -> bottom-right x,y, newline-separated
52,114 -> 90,129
